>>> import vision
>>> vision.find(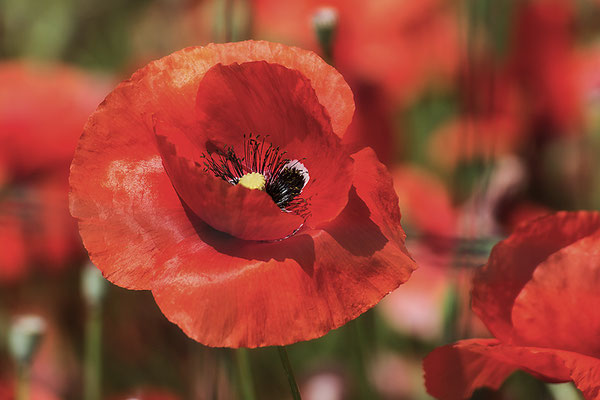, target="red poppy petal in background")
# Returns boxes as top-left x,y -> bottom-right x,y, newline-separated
0,215 -> 27,283
338,81 -> 395,165
192,61 -> 354,227
510,0 -> 581,134
154,127 -> 304,241
471,211 -> 600,342
391,165 -> 456,238
252,0 -> 459,104
32,173 -> 83,271
0,62 -> 109,178
424,339 -> 519,400
425,340 -> 600,400
511,231 -> 600,358
148,149 -> 414,347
